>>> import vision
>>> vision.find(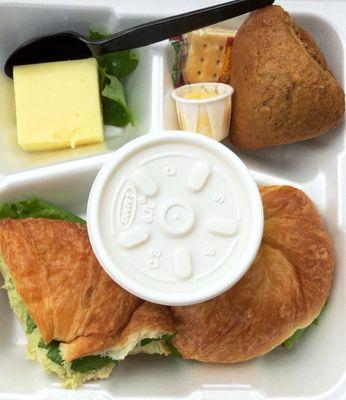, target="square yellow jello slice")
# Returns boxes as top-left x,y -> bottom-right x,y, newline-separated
13,58 -> 104,152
